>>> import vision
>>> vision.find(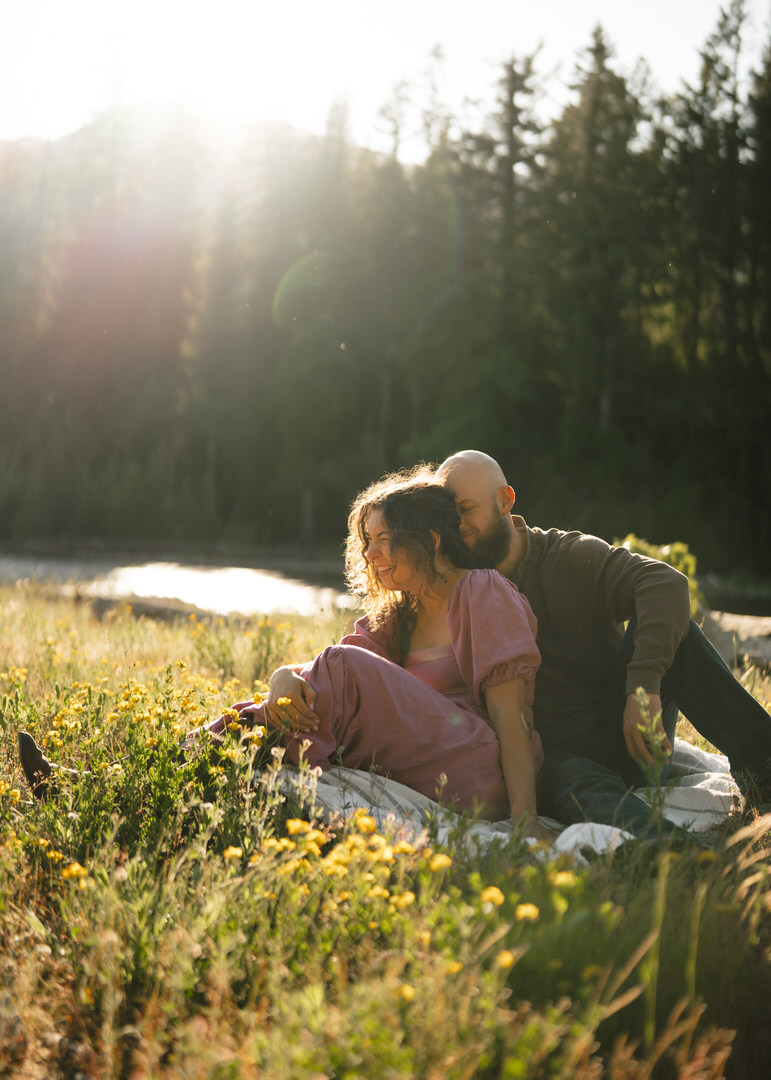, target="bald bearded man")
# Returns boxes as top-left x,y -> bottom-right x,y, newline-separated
434,450 -> 771,835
